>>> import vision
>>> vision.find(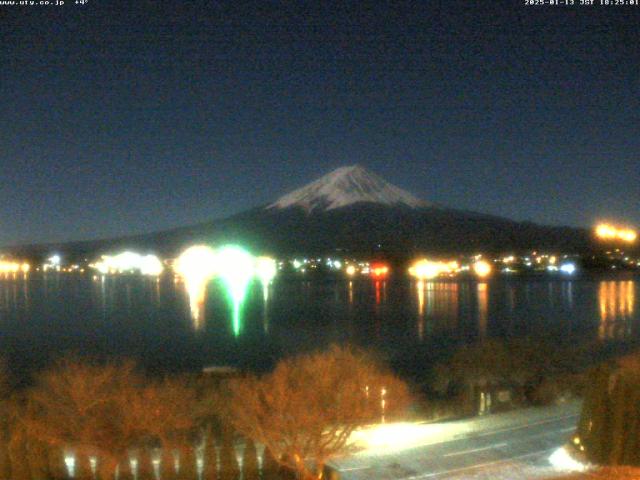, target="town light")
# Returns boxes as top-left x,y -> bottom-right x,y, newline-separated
370,262 -> 390,279
0,260 -> 26,274
255,256 -> 277,302
595,223 -> 637,243
91,251 -> 163,276
473,260 -> 492,278
409,260 -> 440,280
409,259 -> 460,280
140,255 -> 164,276
255,256 -> 277,285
